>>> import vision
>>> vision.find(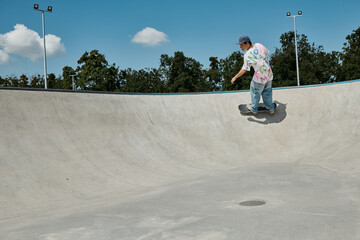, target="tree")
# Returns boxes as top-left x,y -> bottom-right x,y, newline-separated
9,76 -> 19,87
62,66 -> 76,90
120,68 -> 165,93
338,26 -> 360,81
271,31 -> 339,87
159,51 -> 209,92
47,73 -> 63,89
205,57 -> 222,91
105,64 -> 121,92
76,50 -> 119,91
220,51 -> 252,91
30,75 -> 44,88
0,75 -> 11,87
271,32 -> 300,87
19,74 -> 29,88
